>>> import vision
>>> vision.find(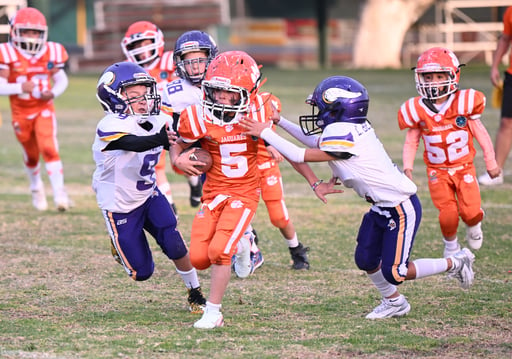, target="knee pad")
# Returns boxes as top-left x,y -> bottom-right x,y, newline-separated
381,264 -> 404,286
354,247 -> 380,272
132,263 -> 154,281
